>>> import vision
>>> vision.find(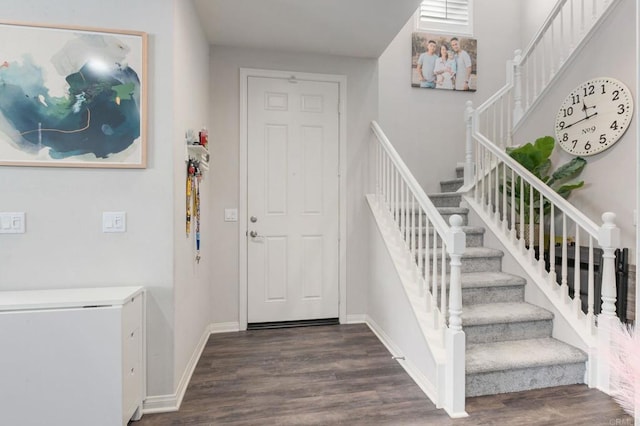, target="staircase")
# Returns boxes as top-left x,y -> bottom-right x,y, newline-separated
433,167 -> 587,397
